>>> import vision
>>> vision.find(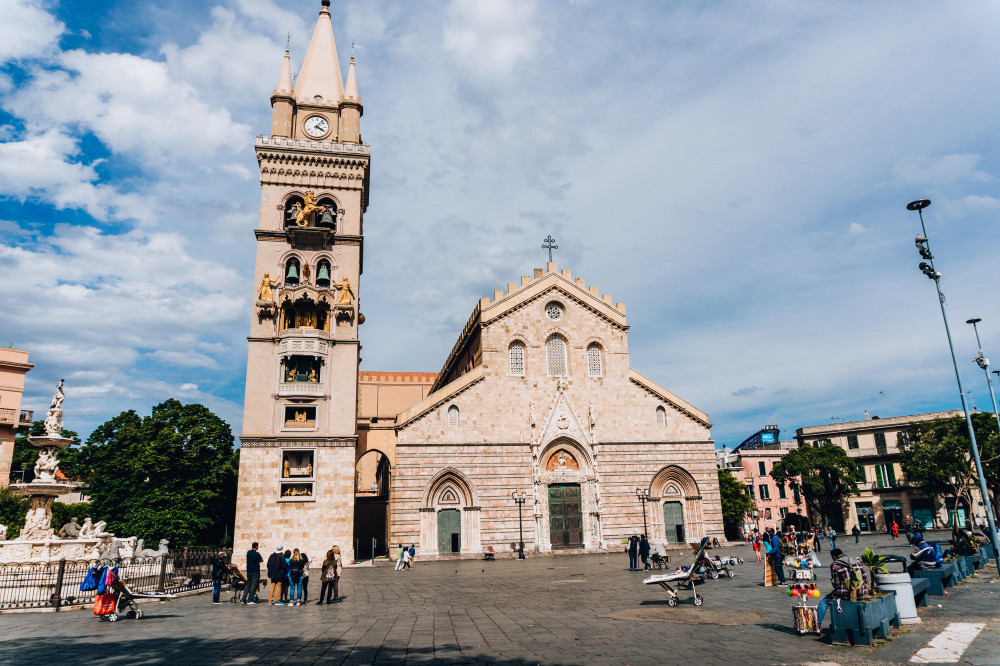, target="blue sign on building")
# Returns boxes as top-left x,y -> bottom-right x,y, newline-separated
761,433 -> 775,443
